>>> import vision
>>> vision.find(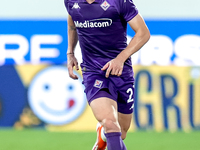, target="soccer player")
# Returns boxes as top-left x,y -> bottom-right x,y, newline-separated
64,0 -> 150,150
